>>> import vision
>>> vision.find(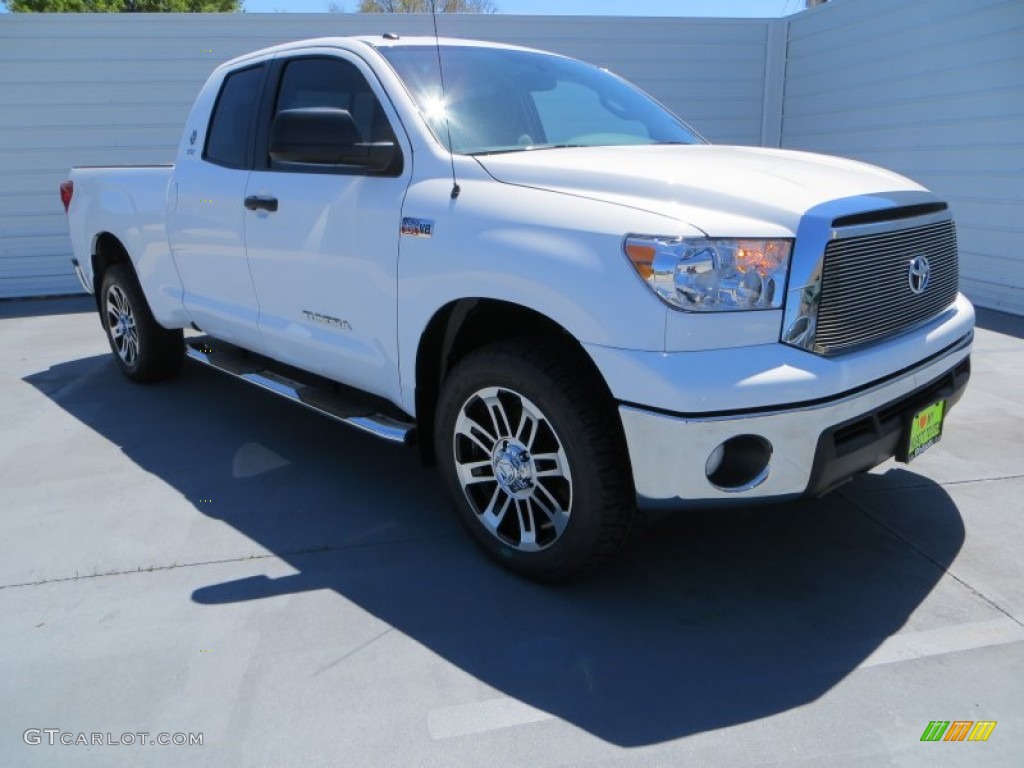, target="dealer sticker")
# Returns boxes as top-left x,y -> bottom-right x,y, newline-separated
906,400 -> 946,461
